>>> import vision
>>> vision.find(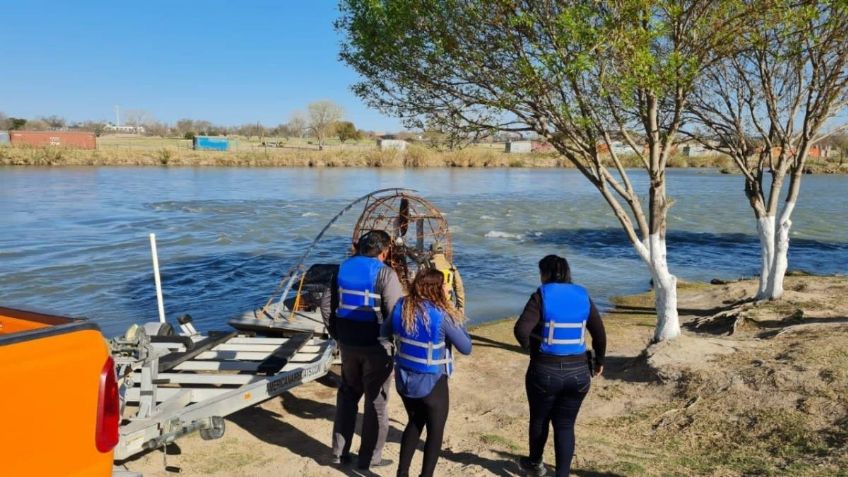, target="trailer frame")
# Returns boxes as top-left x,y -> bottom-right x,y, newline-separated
112,327 -> 335,461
